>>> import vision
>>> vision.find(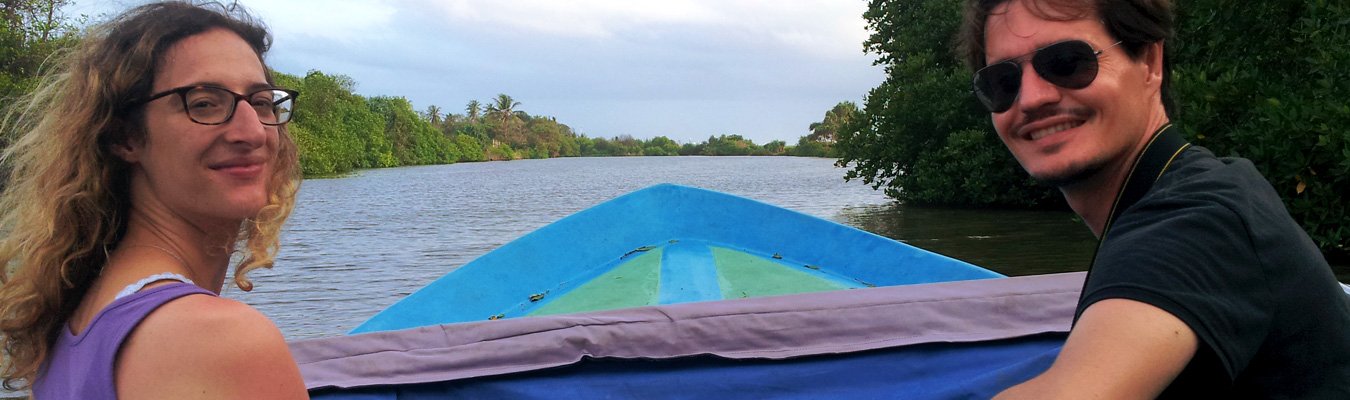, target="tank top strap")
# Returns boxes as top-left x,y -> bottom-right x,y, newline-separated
114,272 -> 197,301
